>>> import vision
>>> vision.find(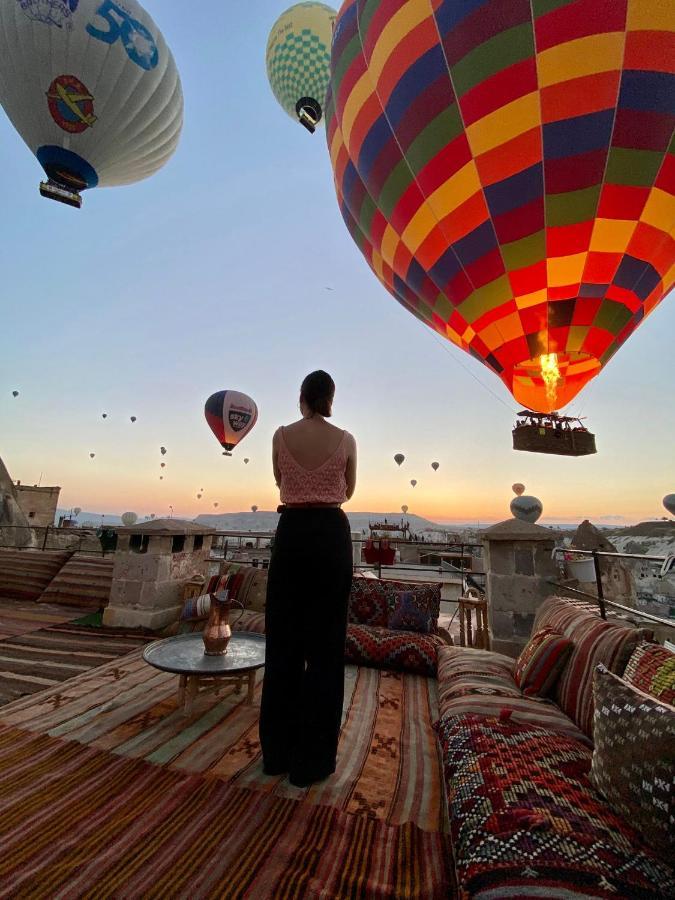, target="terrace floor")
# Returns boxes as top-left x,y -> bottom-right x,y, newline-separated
0,597 -> 454,898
